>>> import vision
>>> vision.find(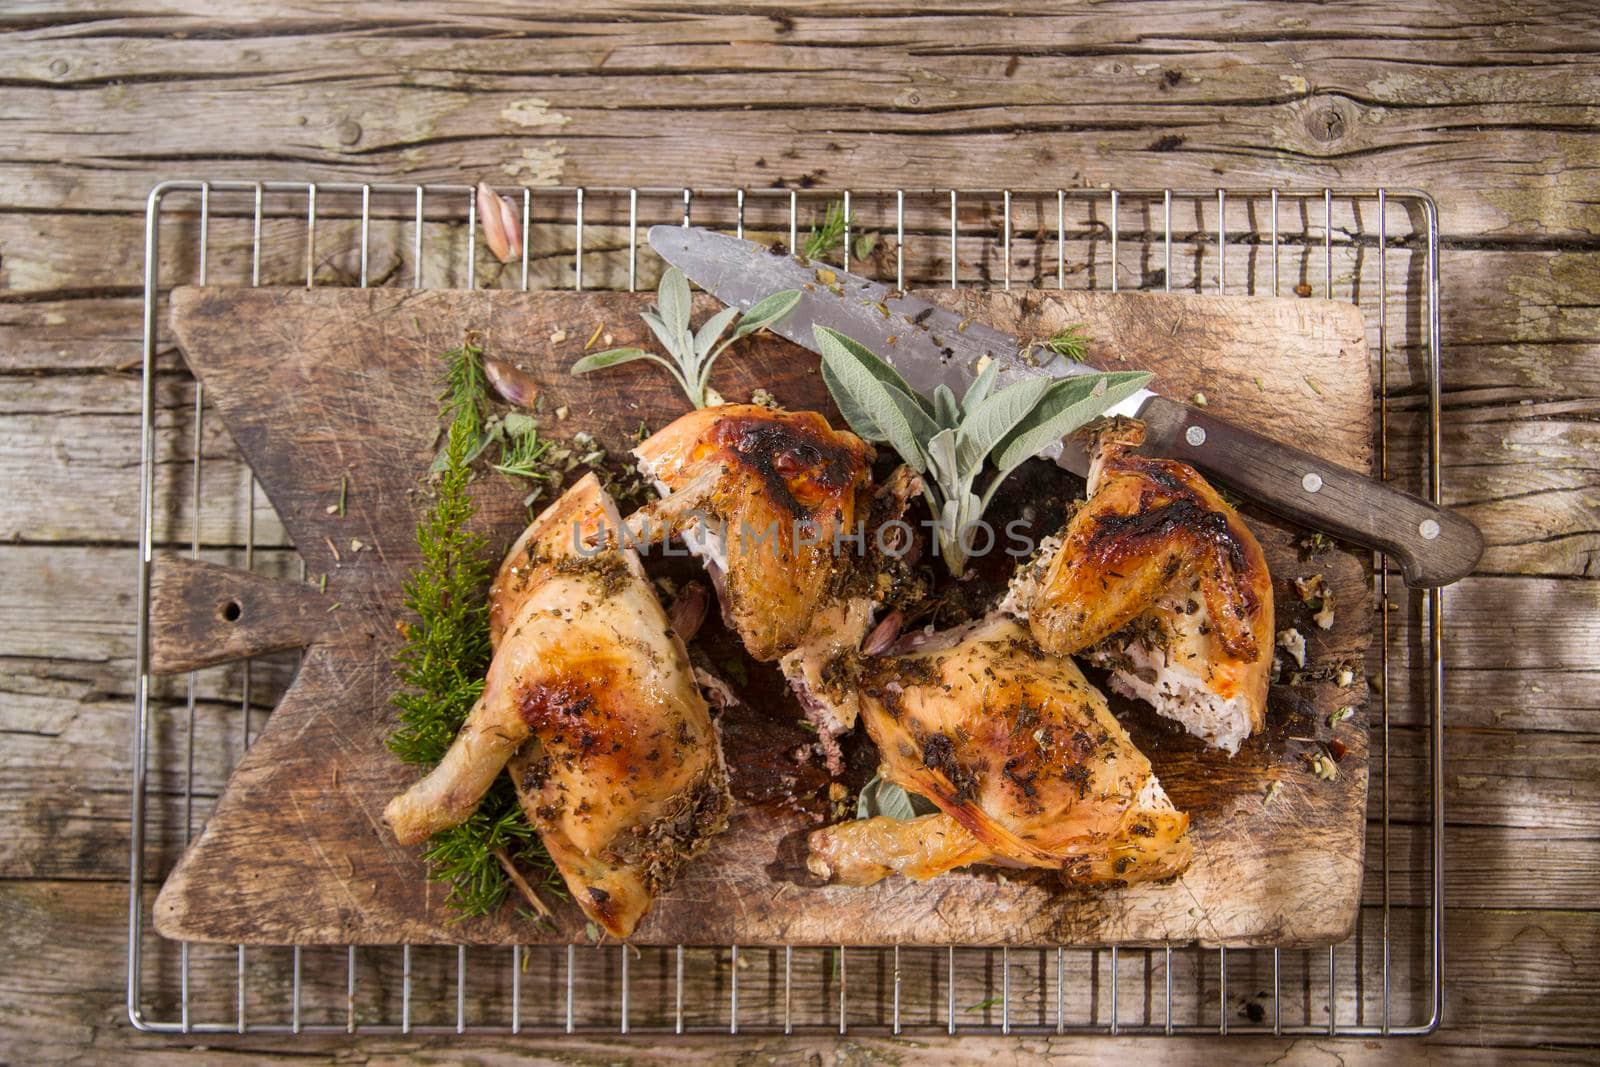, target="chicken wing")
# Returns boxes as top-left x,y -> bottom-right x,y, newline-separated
1013,417 -> 1274,754
629,404 -> 876,662
806,616 -> 1192,887
383,473 -> 731,937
